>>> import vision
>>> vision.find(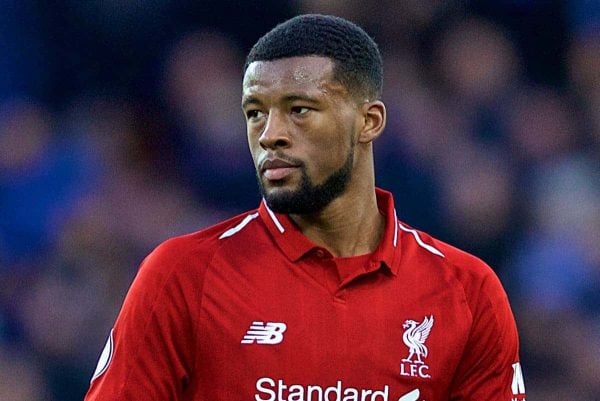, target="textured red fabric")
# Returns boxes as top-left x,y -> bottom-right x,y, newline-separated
84,189 -> 525,401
